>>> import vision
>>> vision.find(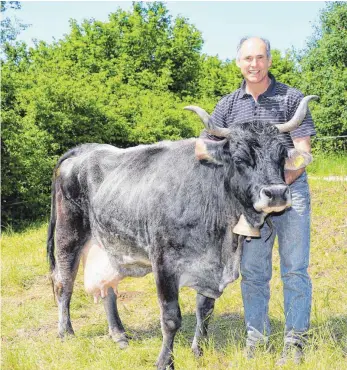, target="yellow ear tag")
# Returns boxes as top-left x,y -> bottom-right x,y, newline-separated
294,155 -> 305,168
